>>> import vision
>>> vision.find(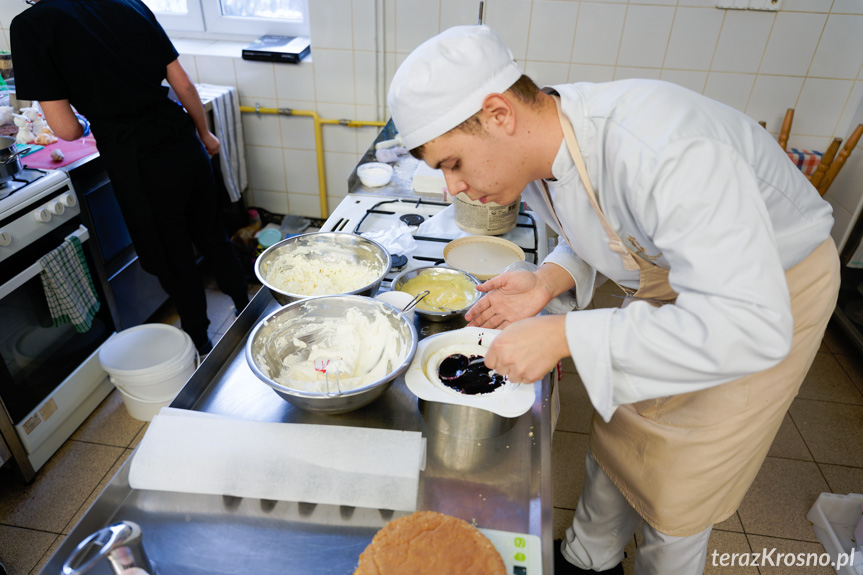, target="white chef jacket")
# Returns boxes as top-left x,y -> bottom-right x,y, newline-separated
522,80 -> 834,422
